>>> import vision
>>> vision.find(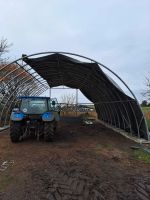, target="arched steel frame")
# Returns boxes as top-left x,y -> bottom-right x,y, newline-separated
0,51 -> 149,140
